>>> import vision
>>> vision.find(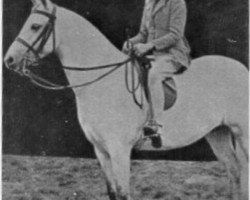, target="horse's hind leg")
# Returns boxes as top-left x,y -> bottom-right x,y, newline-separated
229,123 -> 249,200
205,125 -> 242,200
